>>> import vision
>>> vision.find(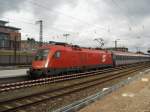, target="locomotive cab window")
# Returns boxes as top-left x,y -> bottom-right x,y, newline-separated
35,49 -> 49,61
54,51 -> 61,58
